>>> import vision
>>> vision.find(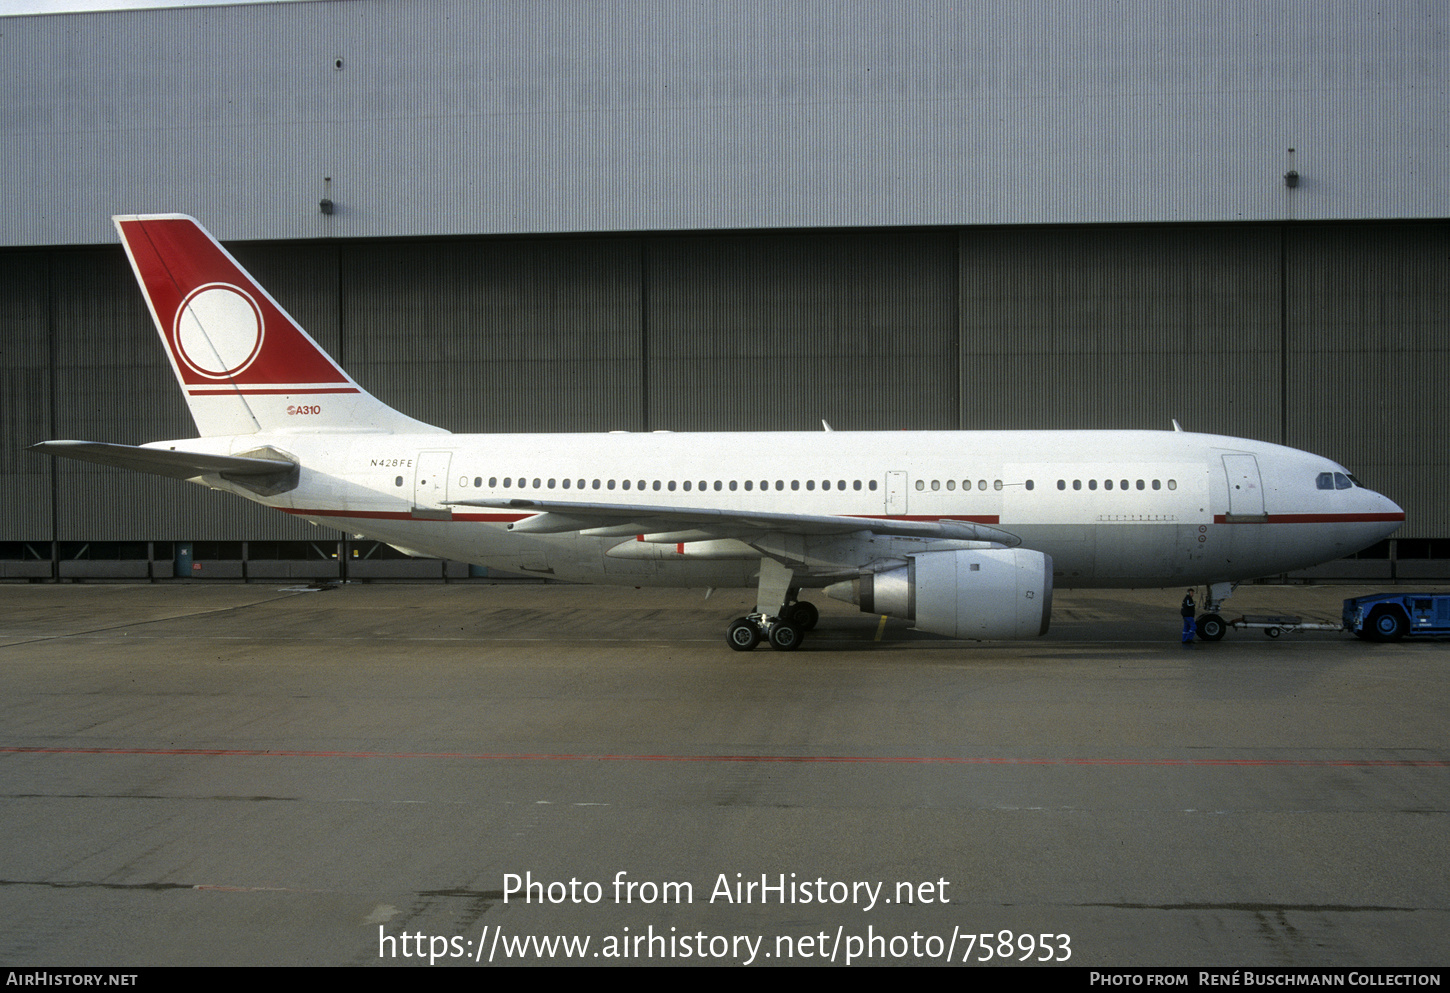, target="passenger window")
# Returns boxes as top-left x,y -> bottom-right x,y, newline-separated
994,480 -> 1002,491
1152,479 -> 1161,490
622,480 -> 631,490
607,479 -> 615,490
977,480 -> 987,491
946,479 -> 956,491
561,479 -> 569,489
489,477 -> 497,487
868,480 -> 877,491
593,479 -> 601,489
1136,479 -> 1144,490
1089,479 -> 1098,490
915,480 -> 925,491
791,480 -> 800,491
1058,480 -> 1066,490
1025,479 -> 1034,490
806,480 -> 815,491
853,480 -> 862,491
931,480 -> 940,491
775,480 -> 784,491
1167,480 -> 1177,490
502,477 -> 511,488
395,476 -> 403,487
667,481 -> 676,491
653,481 -> 661,491
1073,480 -> 1082,490
715,481 -> 723,491
1105,479 -> 1113,490
728,481 -> 736,491
745,480 -> 753,491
